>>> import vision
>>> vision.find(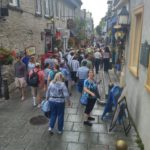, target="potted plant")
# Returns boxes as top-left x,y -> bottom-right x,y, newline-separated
0,47 -> 14,65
